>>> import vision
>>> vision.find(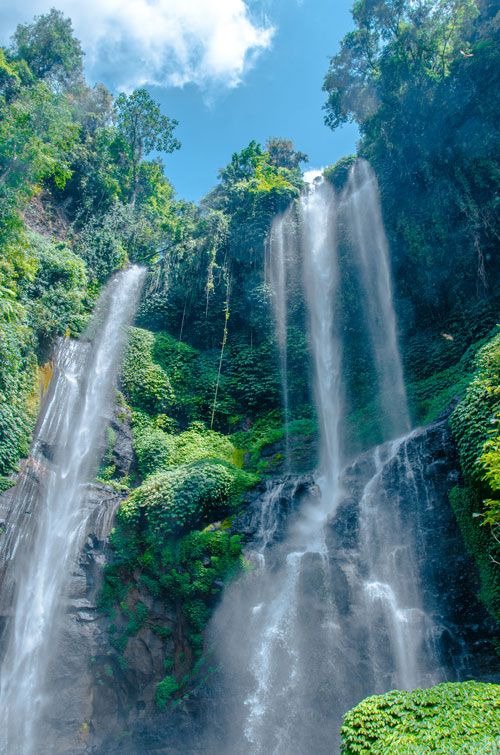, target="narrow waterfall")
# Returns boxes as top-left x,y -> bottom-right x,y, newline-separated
342,159 -> 410,438
0,266 -> 144,755
268,213 -> 292,467
206,162 -> 443,754
355,436 -> 443,693
300,172 -> 342,494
